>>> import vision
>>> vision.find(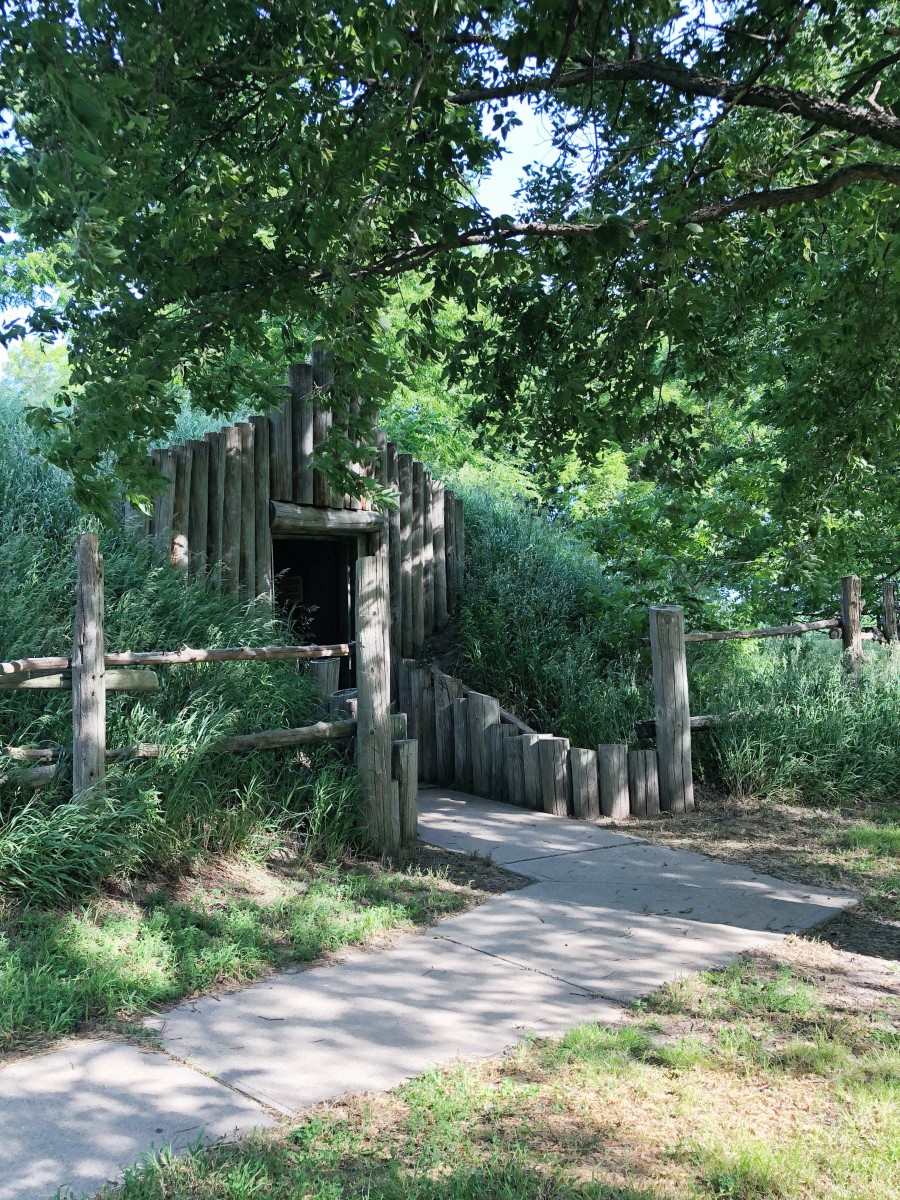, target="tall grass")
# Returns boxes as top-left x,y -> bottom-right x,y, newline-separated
0,384 -> 360,904
457,486 -> 900,807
